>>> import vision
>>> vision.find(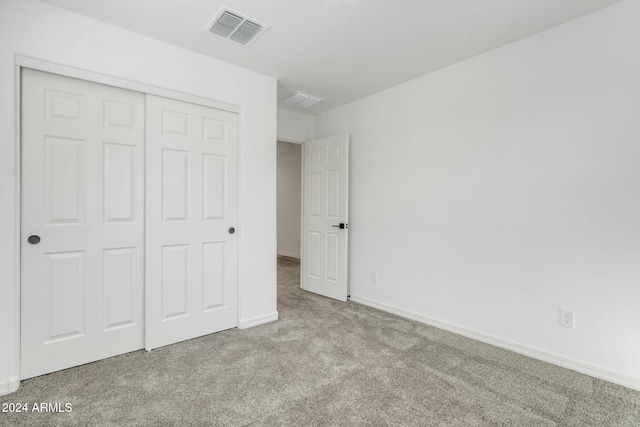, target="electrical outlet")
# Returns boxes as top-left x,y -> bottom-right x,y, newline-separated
370,272 -> 377,284
560,309 -> 575,328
